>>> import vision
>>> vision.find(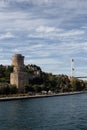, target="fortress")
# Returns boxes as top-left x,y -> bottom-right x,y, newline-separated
10,54 -> 29,89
